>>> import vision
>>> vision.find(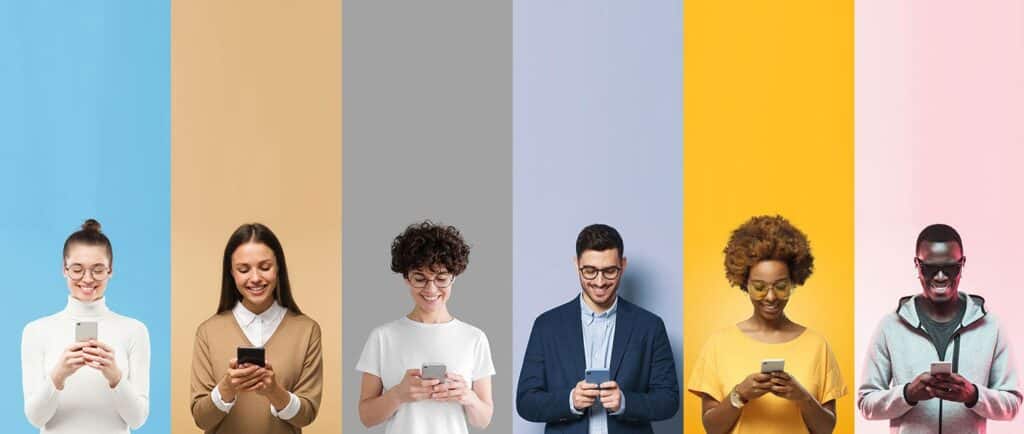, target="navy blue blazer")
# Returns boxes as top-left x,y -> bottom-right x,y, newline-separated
516,296 -> 679,434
